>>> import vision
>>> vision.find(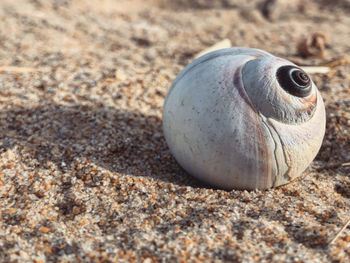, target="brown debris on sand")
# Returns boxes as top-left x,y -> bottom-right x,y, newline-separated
298,32 -> 329,59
